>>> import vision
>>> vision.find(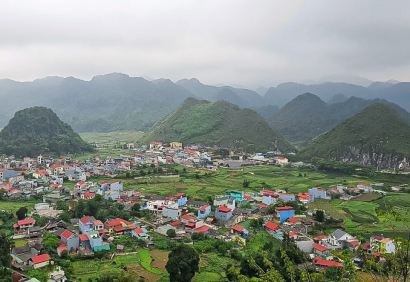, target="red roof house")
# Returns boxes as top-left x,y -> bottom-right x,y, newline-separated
30,254 -> 51,268
264,221 -> 280,232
